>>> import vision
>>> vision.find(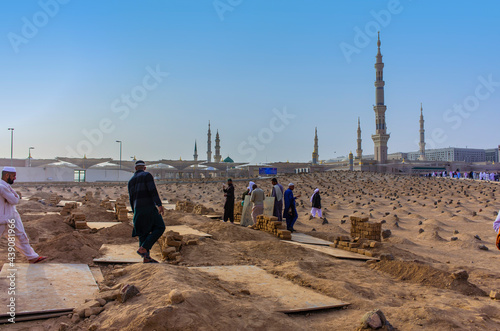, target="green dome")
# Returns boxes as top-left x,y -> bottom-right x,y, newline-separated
223,156 -> 234,163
